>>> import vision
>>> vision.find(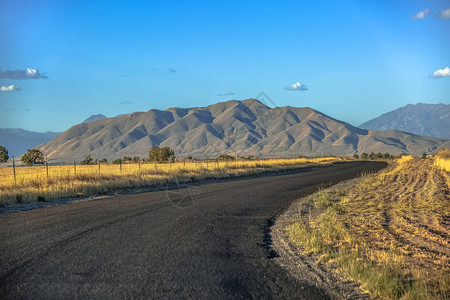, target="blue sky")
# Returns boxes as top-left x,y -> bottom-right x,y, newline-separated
0,0 -> 449,132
